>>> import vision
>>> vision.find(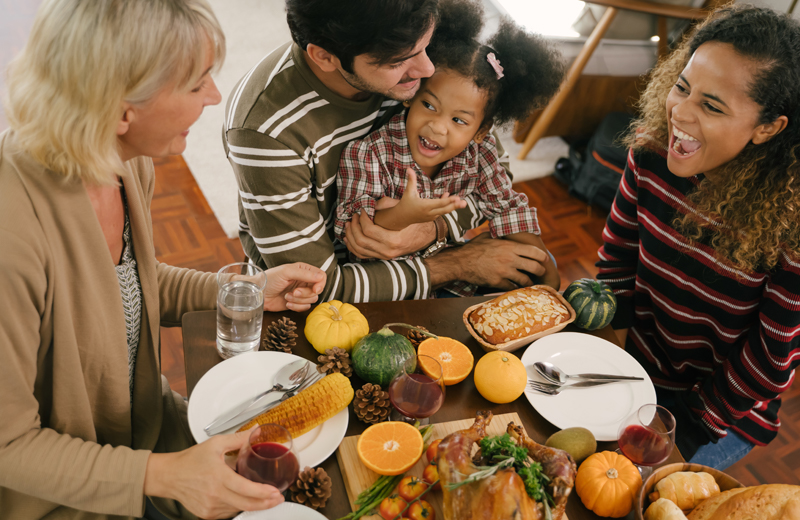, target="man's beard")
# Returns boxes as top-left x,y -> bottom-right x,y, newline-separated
338,69 -> 417,102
